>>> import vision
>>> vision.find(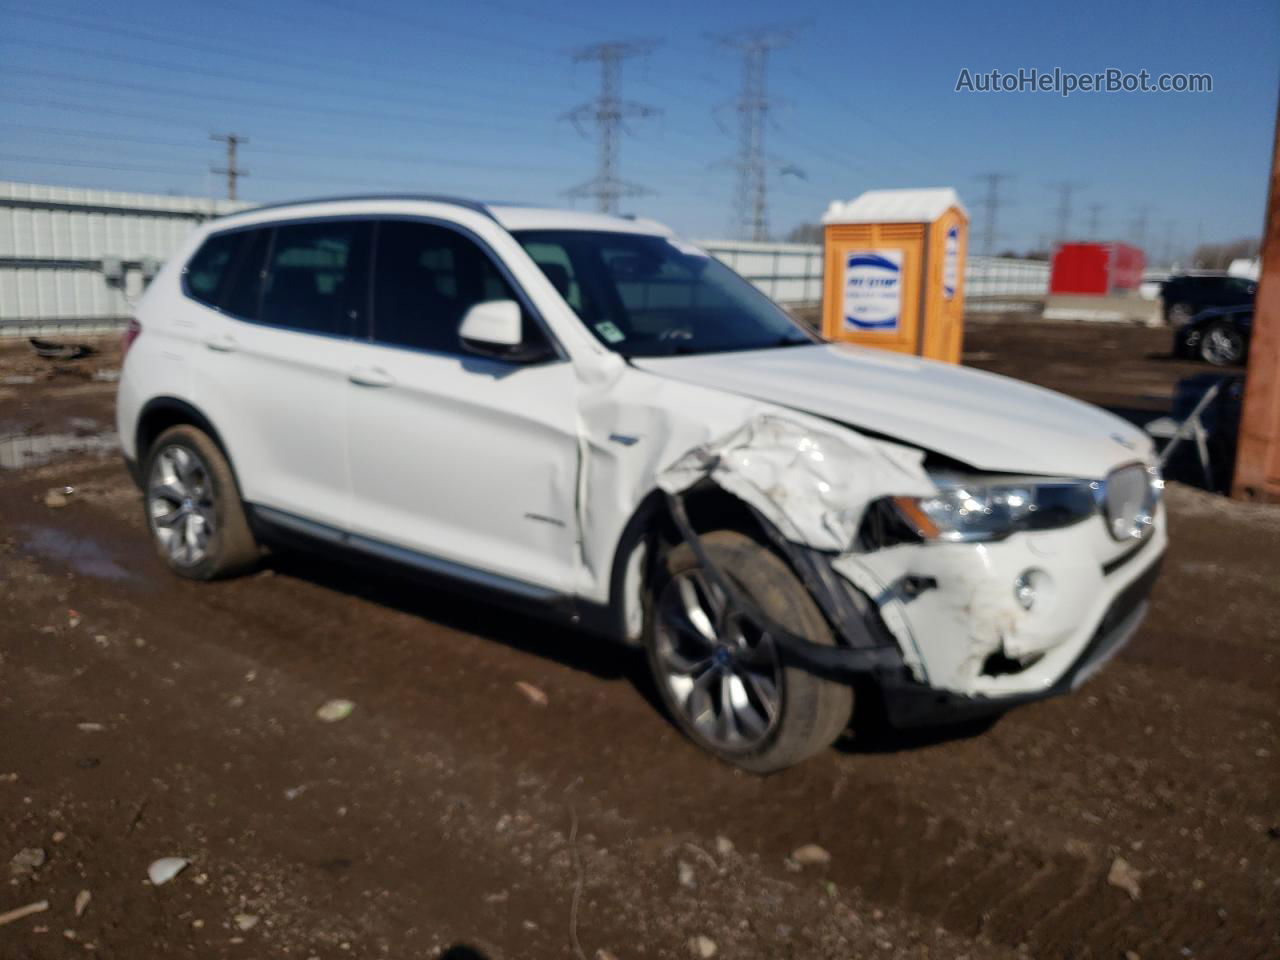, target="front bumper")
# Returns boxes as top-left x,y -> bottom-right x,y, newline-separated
874,550 -> 1161,727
